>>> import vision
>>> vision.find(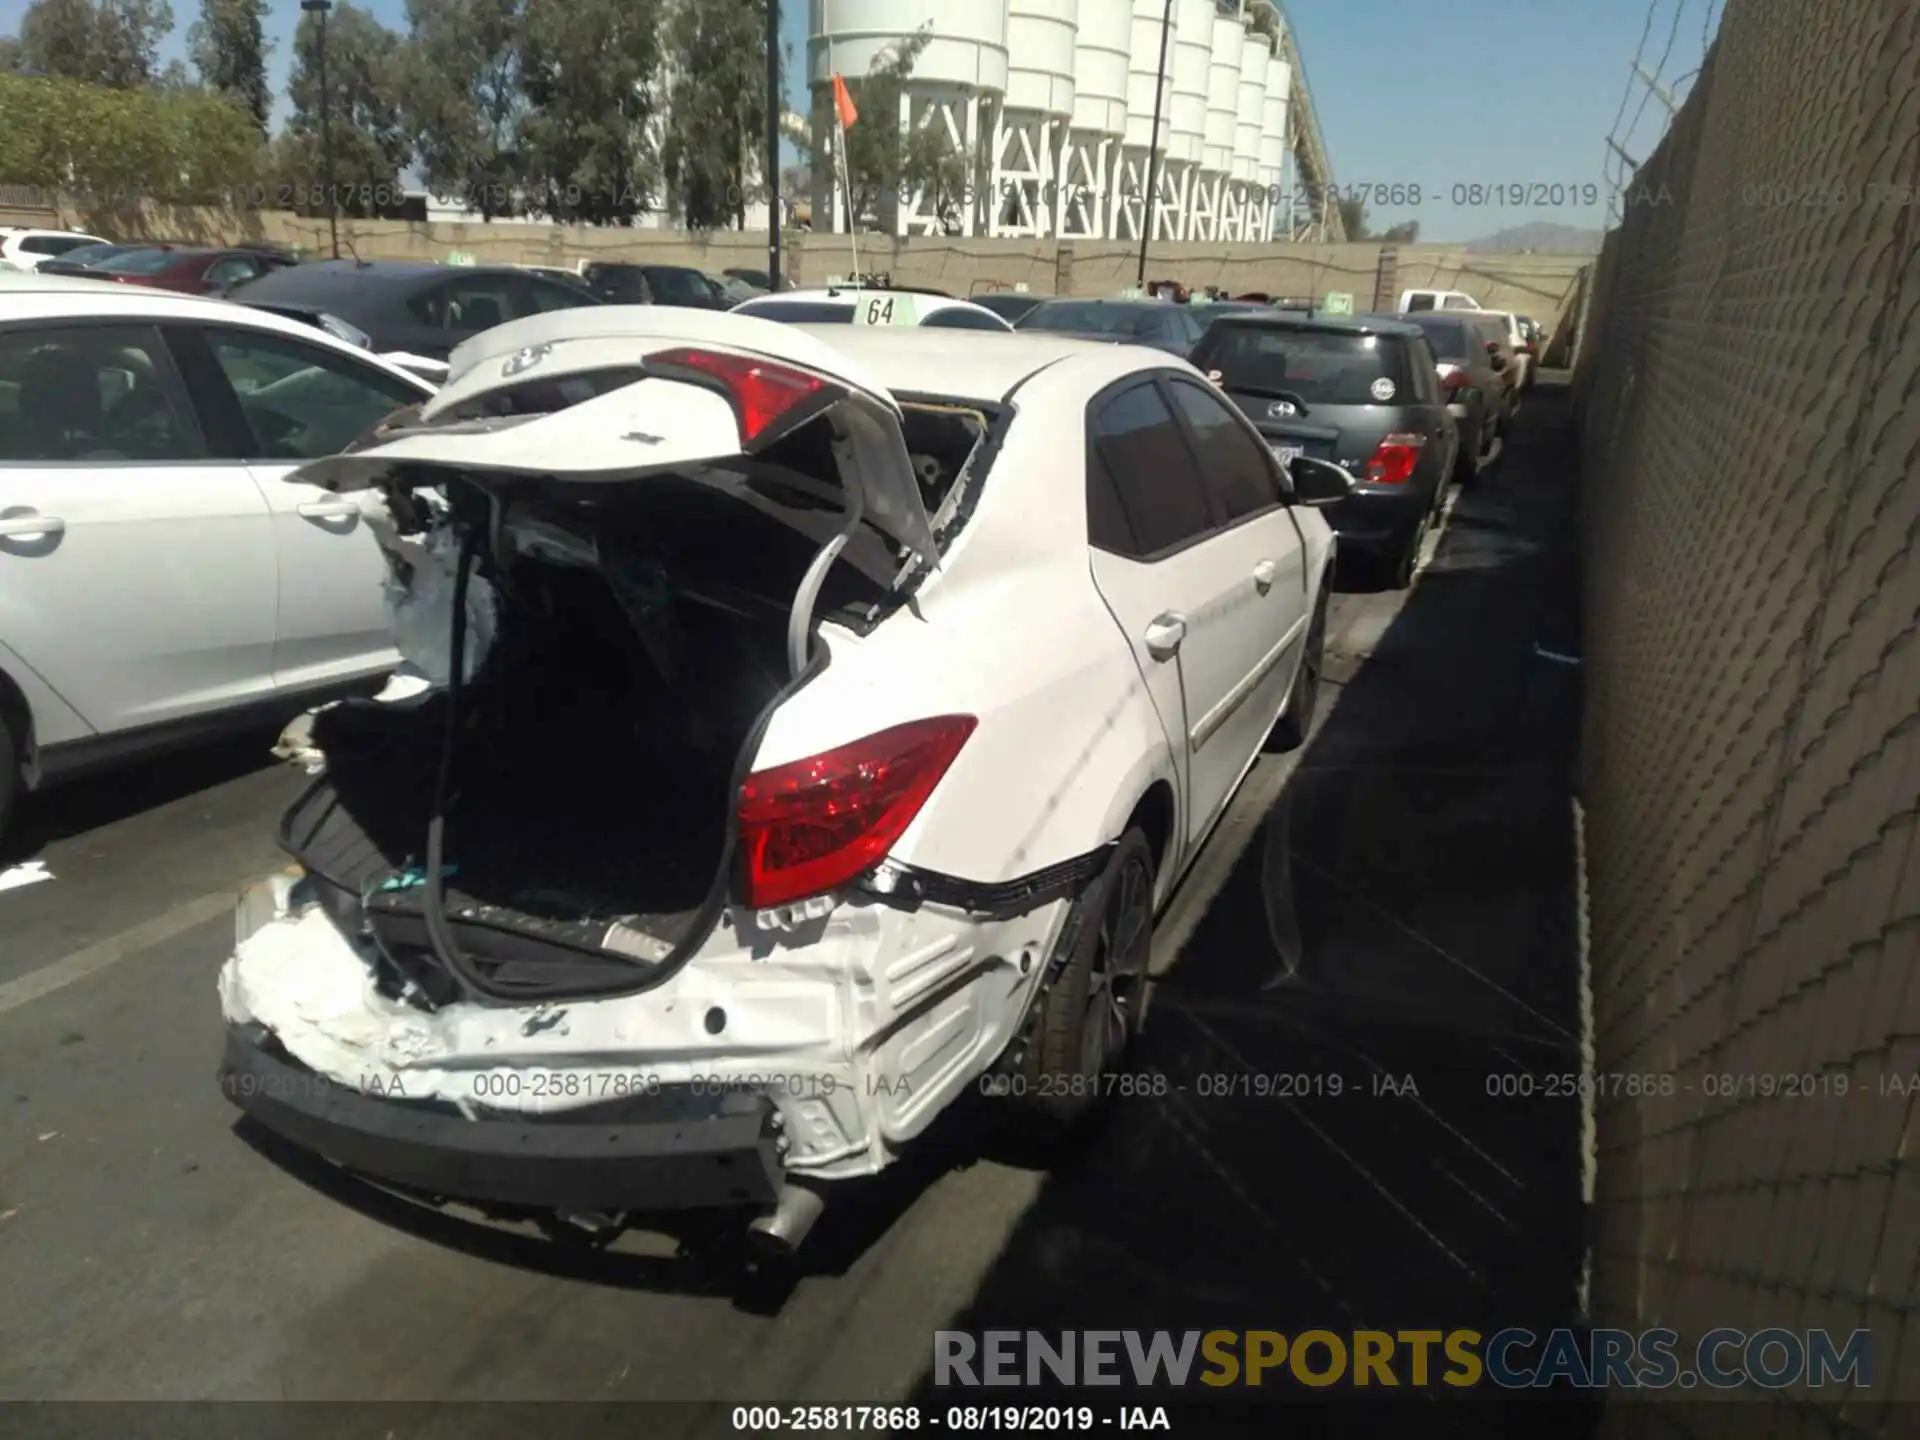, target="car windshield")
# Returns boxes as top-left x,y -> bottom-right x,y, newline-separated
1409,317 -> 1474,362
94,248 -> 183,275
1018,301 -> 1160,337
1196,325 -> 1414,406
45,243 -> 124,267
